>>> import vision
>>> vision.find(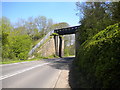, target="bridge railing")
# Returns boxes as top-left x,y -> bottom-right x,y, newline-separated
28,30 -> 54,55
